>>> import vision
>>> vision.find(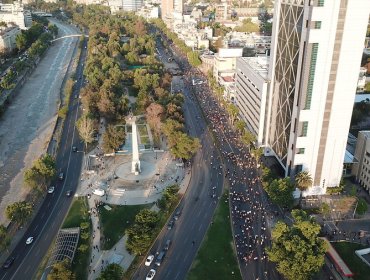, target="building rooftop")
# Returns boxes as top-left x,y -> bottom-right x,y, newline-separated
240,56 -> 270,80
